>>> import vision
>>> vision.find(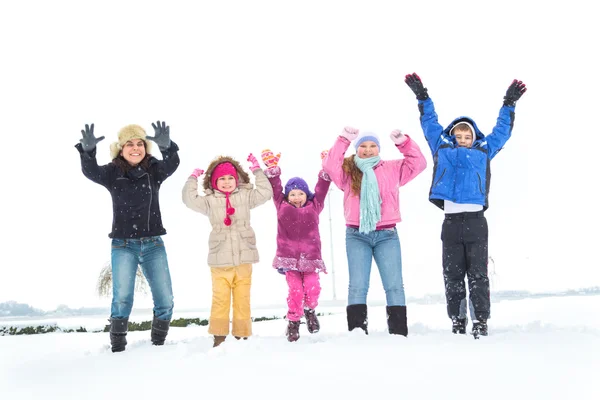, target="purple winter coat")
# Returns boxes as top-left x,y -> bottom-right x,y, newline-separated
266,167 -> 331,273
